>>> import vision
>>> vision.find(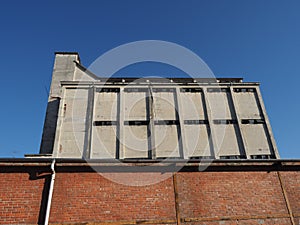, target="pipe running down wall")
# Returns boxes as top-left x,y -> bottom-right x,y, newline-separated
44,159 -> 56,225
